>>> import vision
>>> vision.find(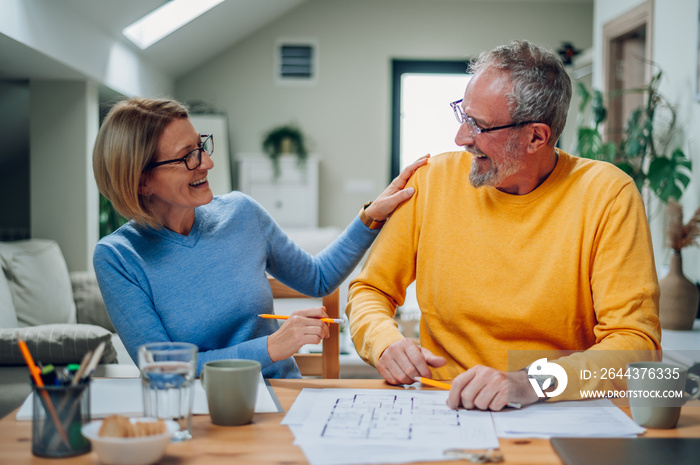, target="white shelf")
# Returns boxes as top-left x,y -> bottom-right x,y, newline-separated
237,154 -> 319,228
